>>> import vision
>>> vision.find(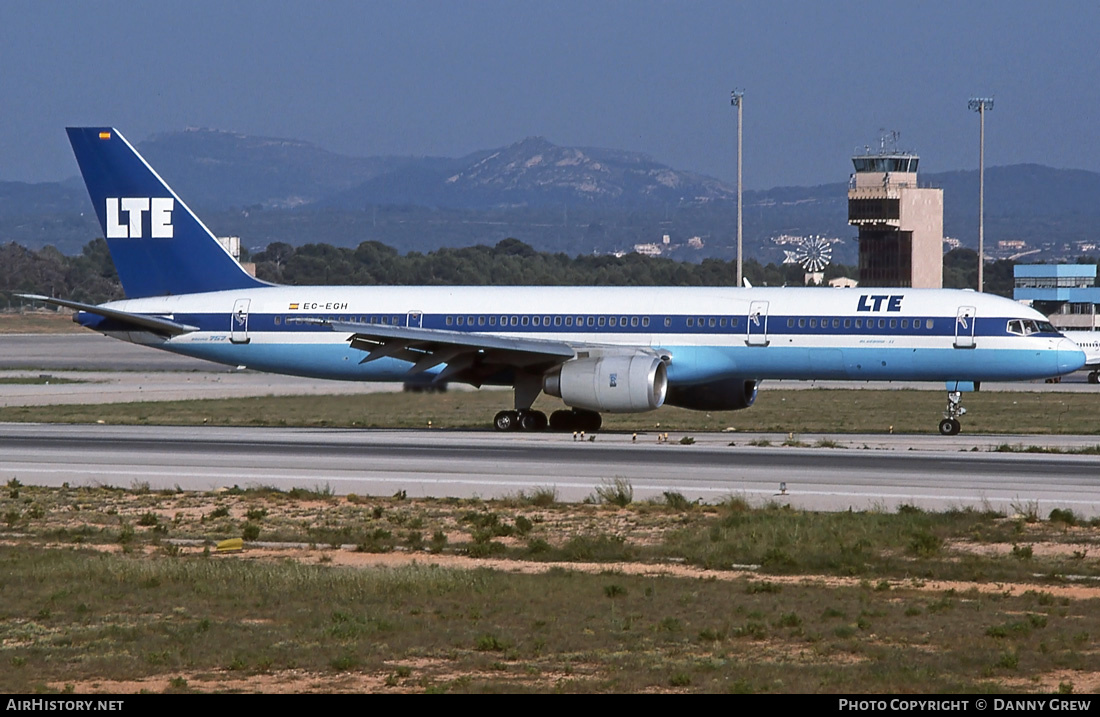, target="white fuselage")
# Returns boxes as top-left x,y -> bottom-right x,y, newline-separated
82,285 -> 1085,386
